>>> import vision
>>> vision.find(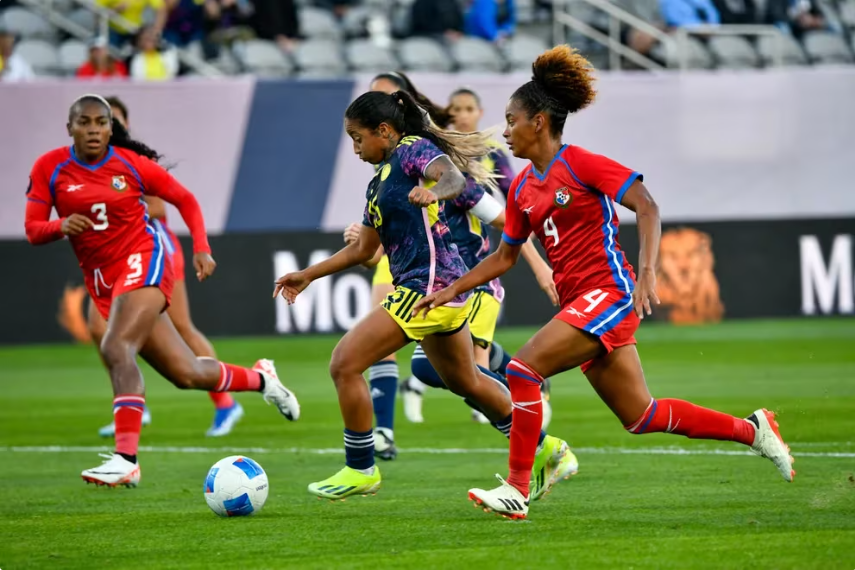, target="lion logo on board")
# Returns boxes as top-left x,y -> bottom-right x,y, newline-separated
554,187 -> 572,209
655,228 -> 724,325
112,175 -> 127,192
